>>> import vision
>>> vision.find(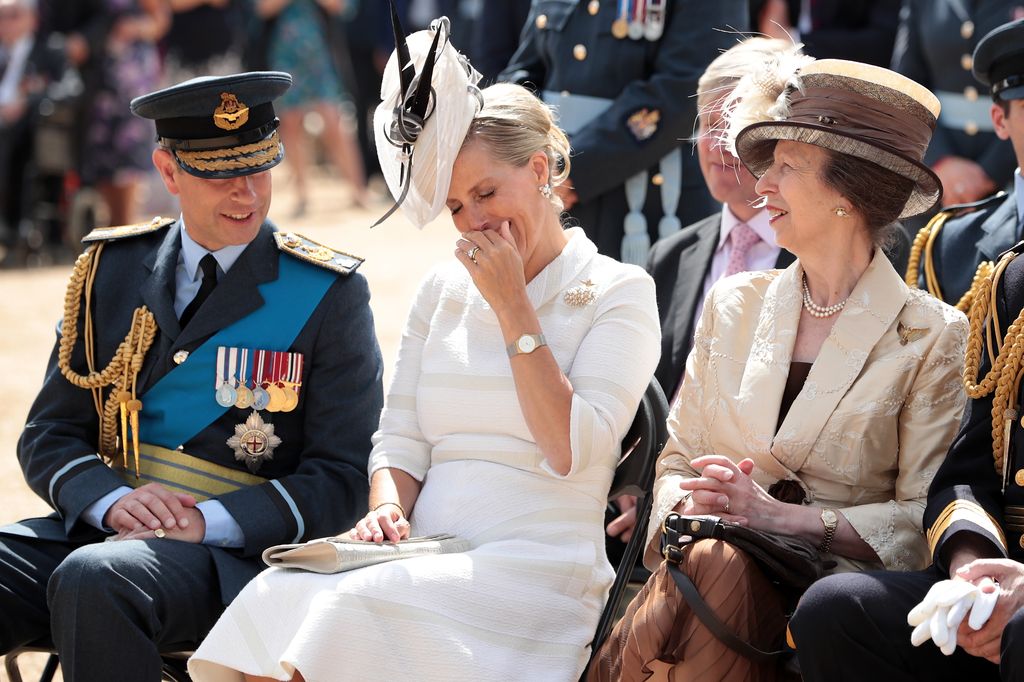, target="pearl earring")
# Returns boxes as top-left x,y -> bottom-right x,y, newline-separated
834,207 -> 850,217
539,183 -> 553,199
